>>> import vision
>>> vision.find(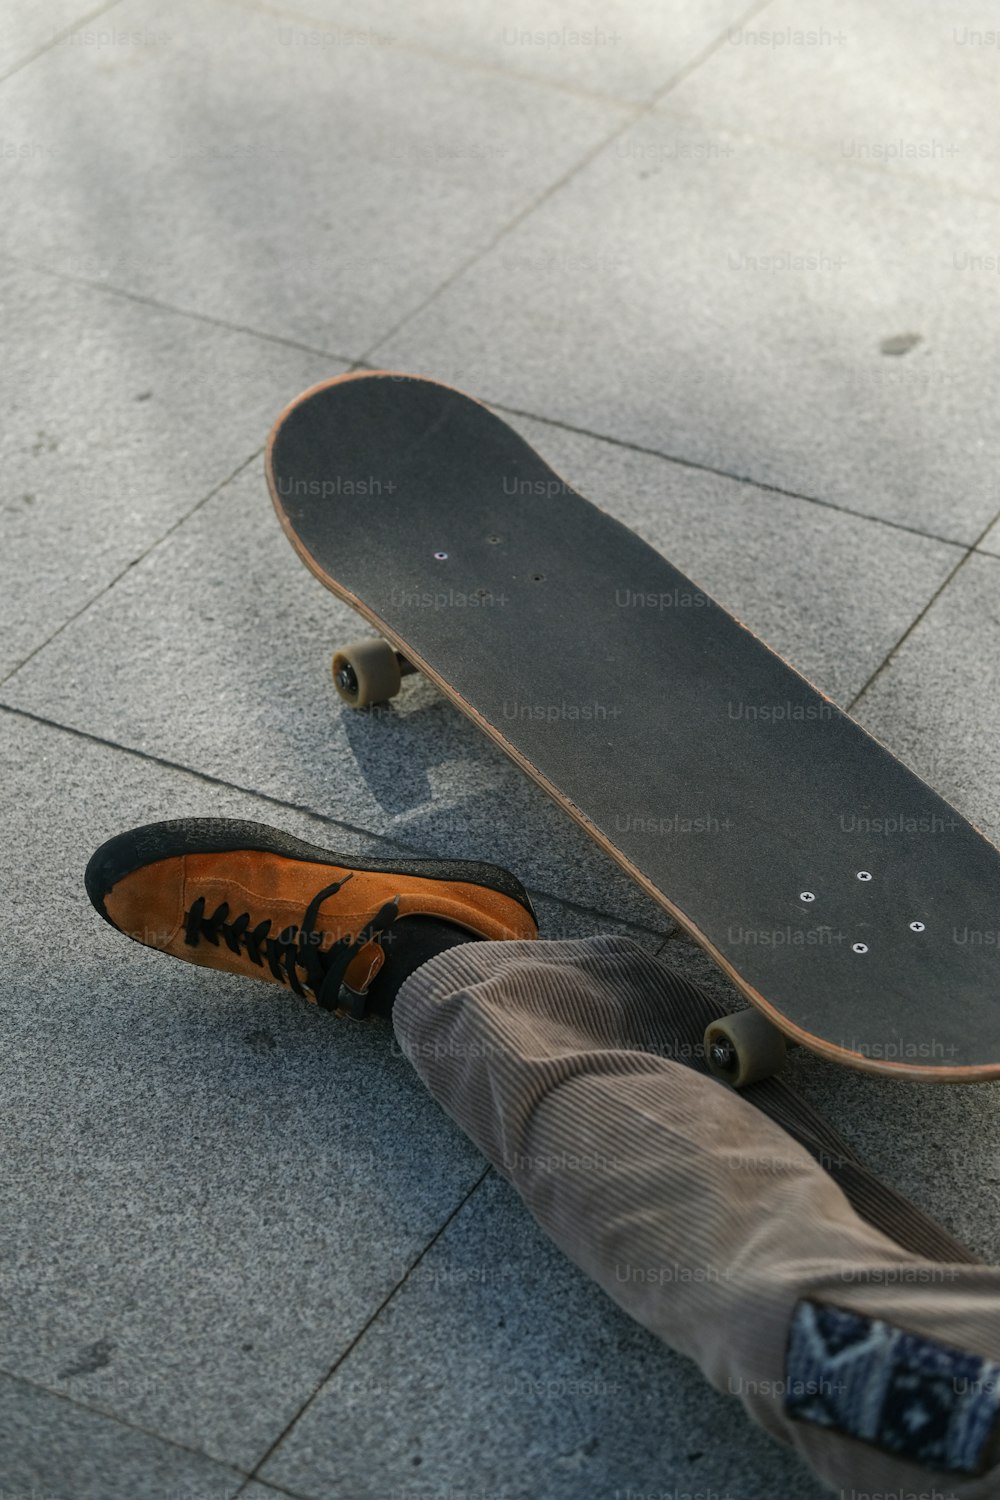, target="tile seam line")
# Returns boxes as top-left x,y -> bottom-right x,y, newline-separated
0,251 -> 357,365
236,1164 -> 493,1488
235,1478 -> 312,1500
8,153 -> 1000,374
0,251 -> 960,549
473,397 -> 973,551
344,362 -> 972,552
360,0 -> 774,364
236,1482 -> 308,1500
0,1 -> 763,351
0,449 -> 262,692
0,245 -> 974,553
341,372 -> 971,555
9,55 -> 1000,356
0,702 -> 663,939
0,276 -> 981,550
0,0 -> 123,86
0,1364 -> 250,1482
848,520 -> 1000,712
